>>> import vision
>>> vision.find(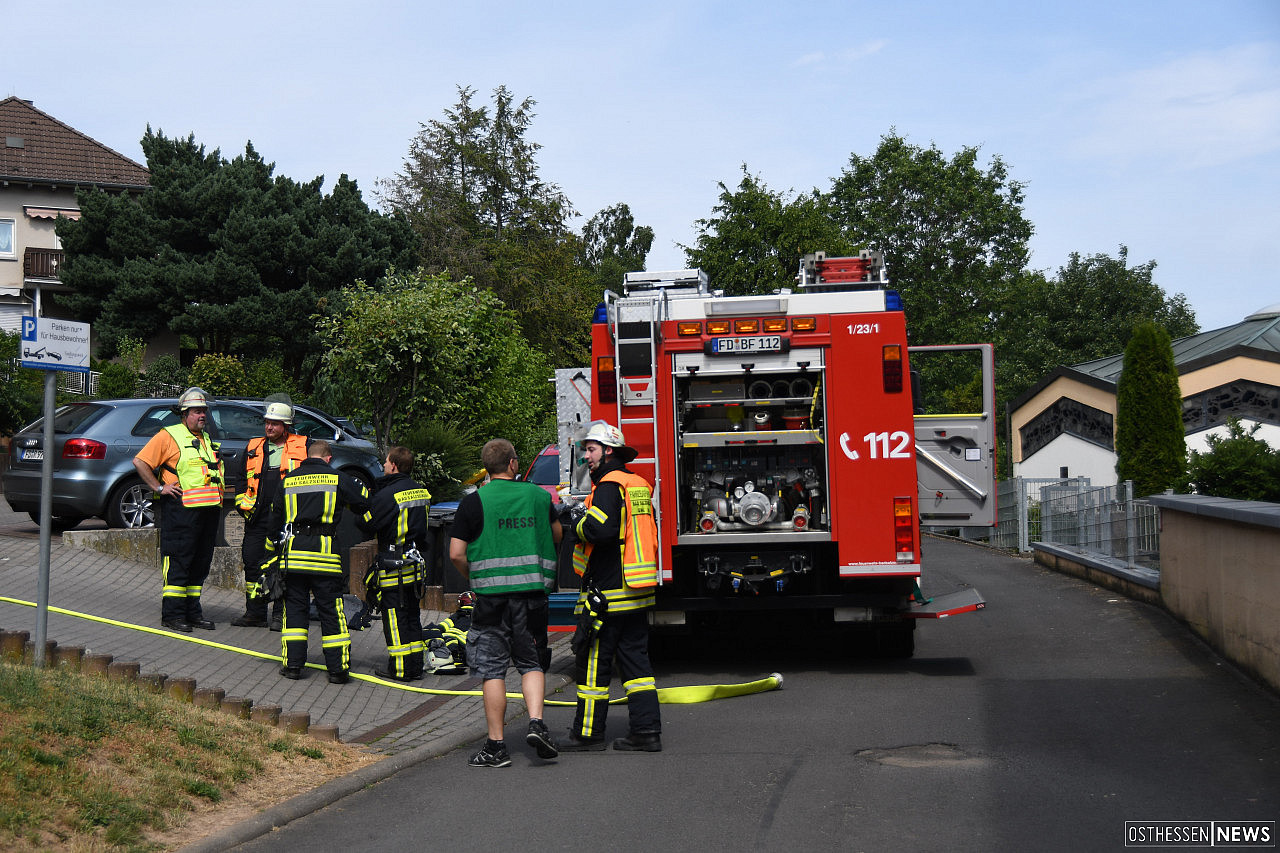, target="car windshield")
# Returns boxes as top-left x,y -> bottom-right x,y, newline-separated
528,452 -> 559,485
